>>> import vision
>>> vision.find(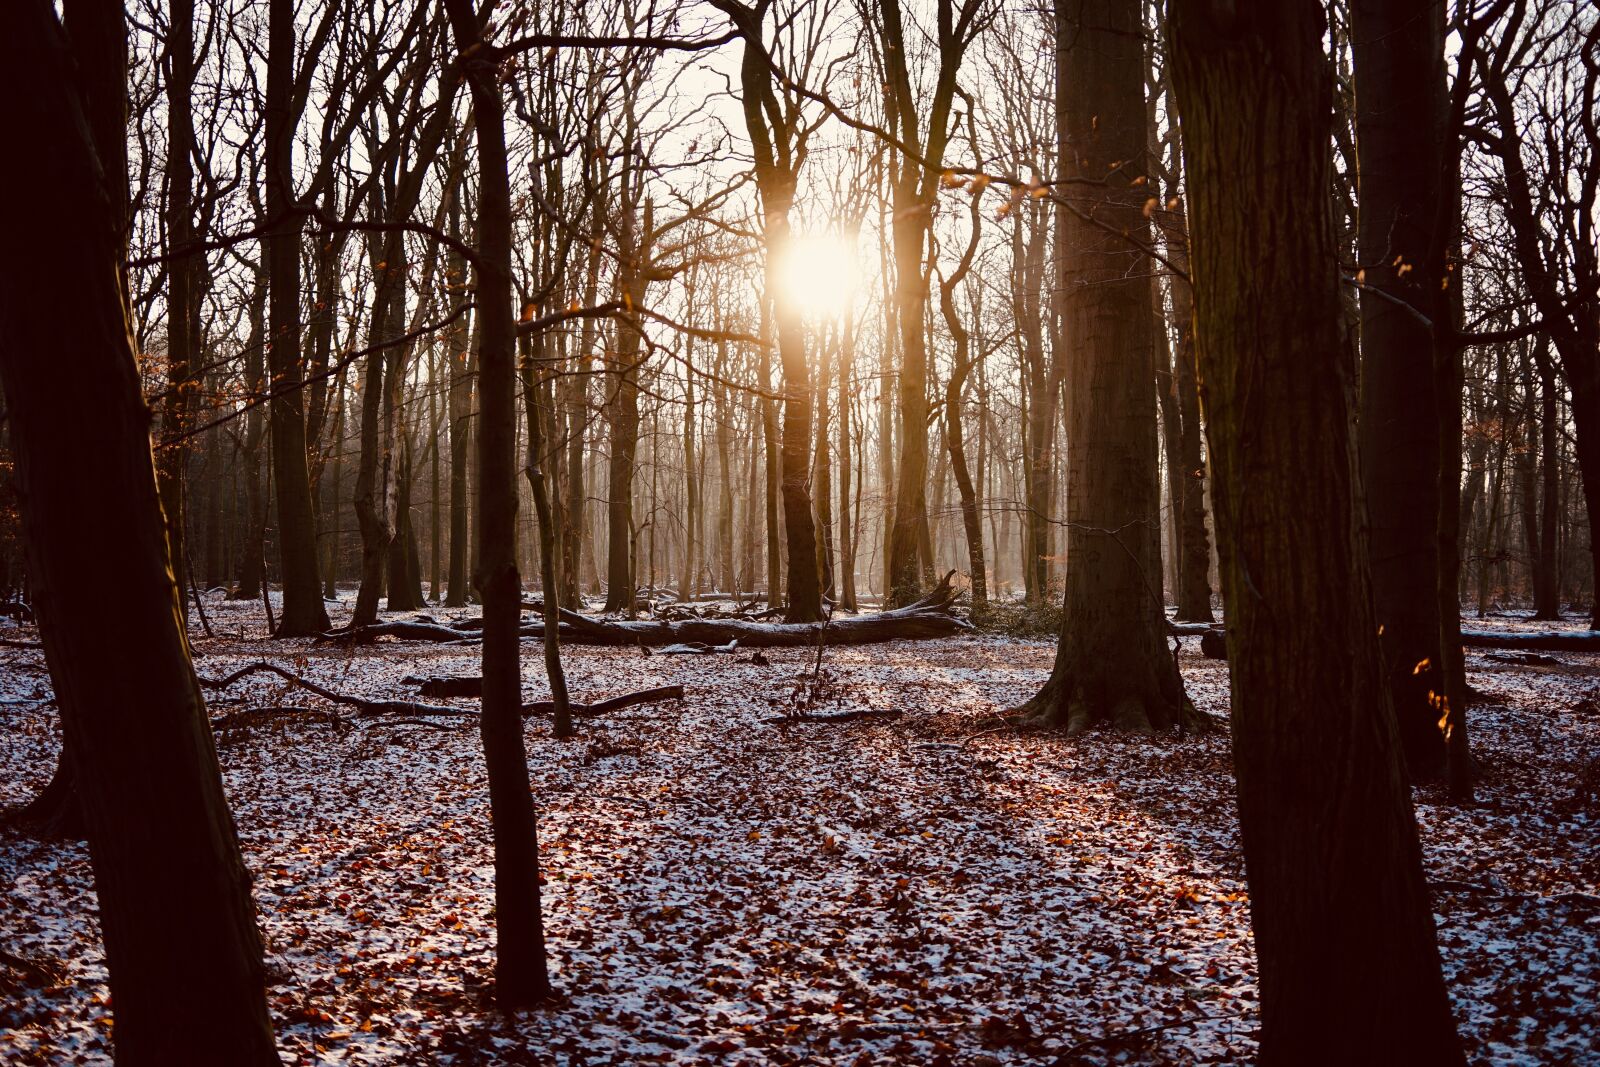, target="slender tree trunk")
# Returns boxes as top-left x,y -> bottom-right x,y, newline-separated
681,340 -> 699,602
1,5 -> 279,1059
265,0 -> 328,636
443,0 -> 551,1006
760,307 -> 782,605
157,0 -> 195,619
234,266 -> 268,600
1534,341 -> 1562,618
1159,201 -> 1214,621
815,328 -> 836,602
352,233 -> 402,625
837,306 -> 858,609
1169,3 -> 1464,1061
939,201 -> 987,605
603,199 -> 645,613
430,347 -> 443,600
